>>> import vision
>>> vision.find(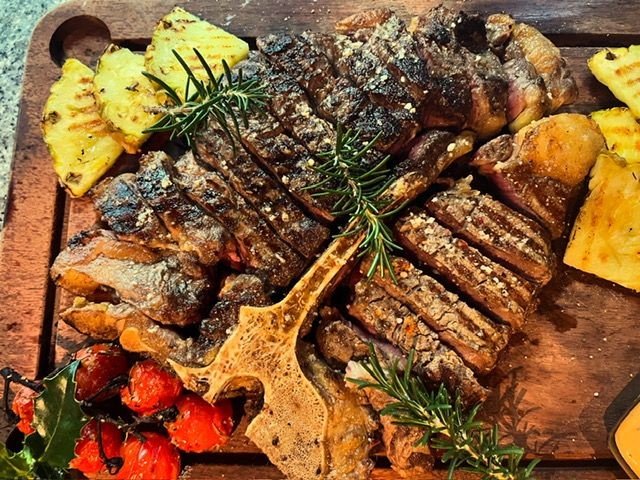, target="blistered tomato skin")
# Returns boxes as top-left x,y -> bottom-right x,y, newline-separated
69,419 -> 122,476
120,360 -> 182,416
11,385 -> 37,435
74,344 -> 129,401
117,432 -> 181,480
165,393 -> 234,453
